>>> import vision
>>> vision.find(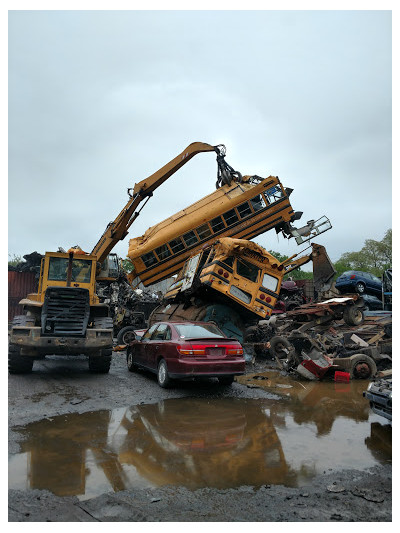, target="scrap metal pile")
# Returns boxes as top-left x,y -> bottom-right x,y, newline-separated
243,297 -> 392,381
